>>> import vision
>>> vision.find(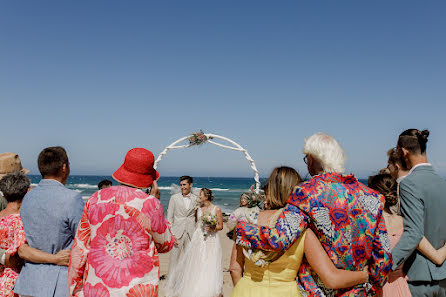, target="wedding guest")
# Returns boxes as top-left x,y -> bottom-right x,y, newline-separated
0,172 -> 71,297
392,129 -> 446,296
230,167 -> 369,297
69,148 -> 175,296
167,176 -> 199,276
386,147 -> 410,215
0,153 -> 30,211
236,132 -> 392,296
226,192 -> 262,233
369,173 -> 446,297
97,179 -> 112,190
167,188 -> 224,297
